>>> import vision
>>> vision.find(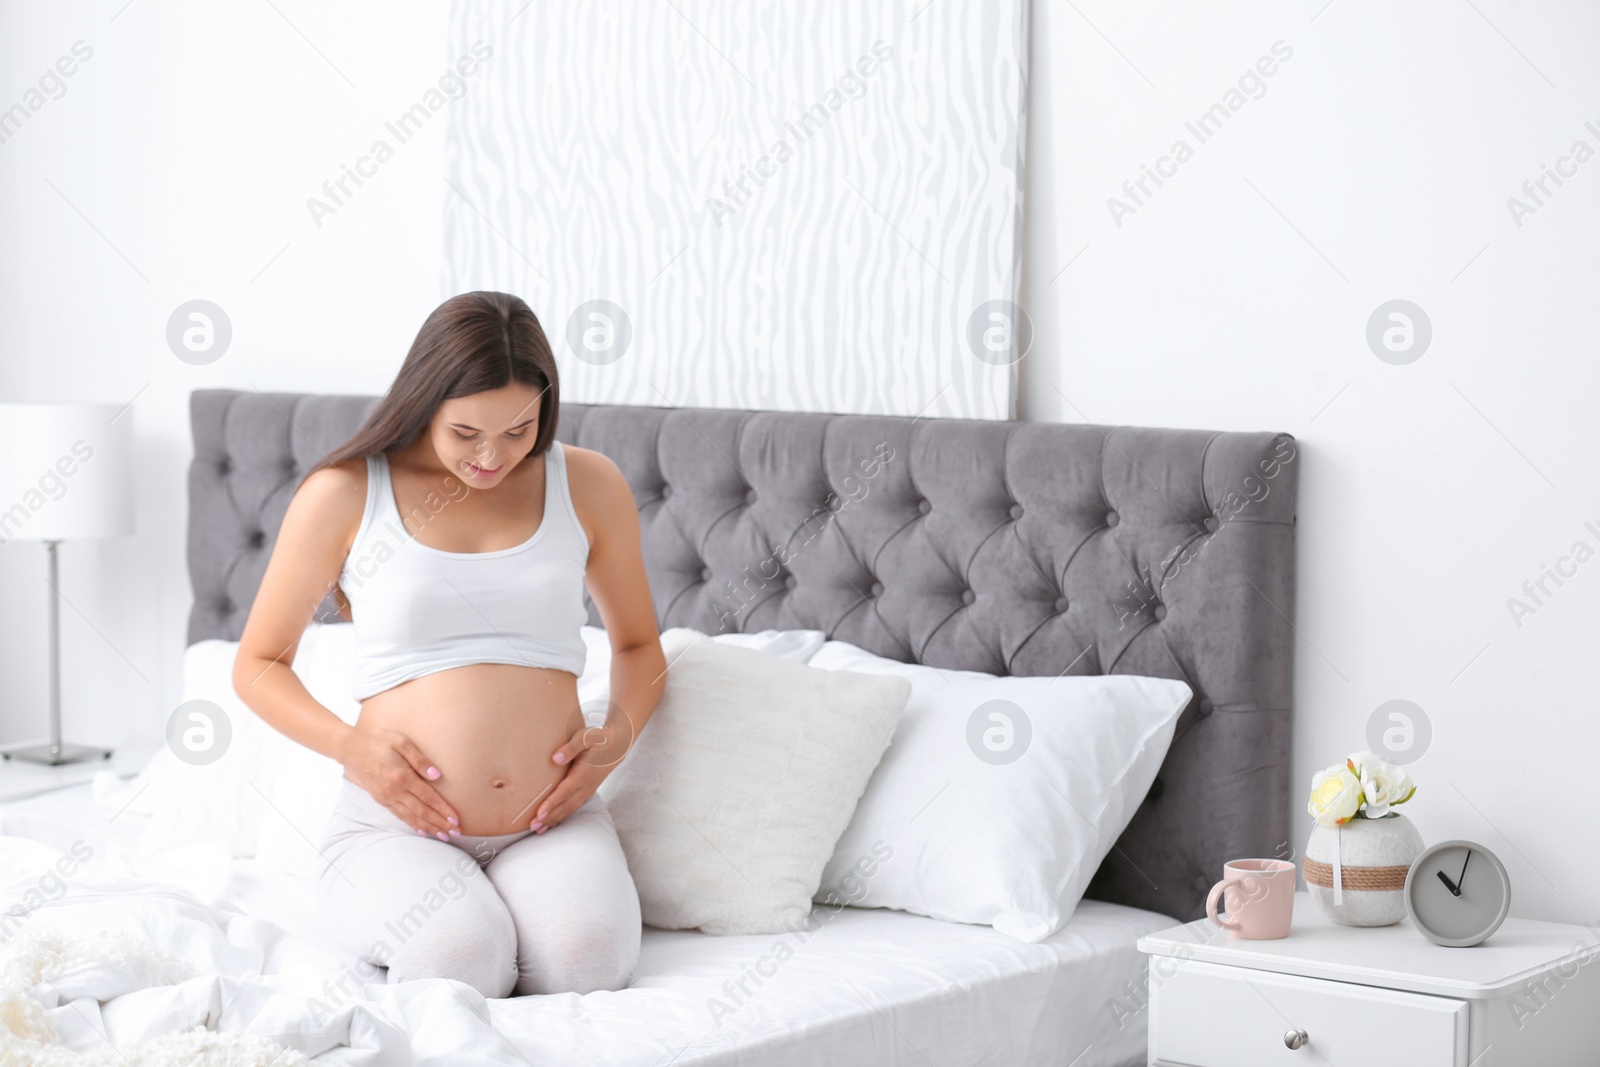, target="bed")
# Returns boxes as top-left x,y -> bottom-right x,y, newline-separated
0,389 -> 1298,1065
